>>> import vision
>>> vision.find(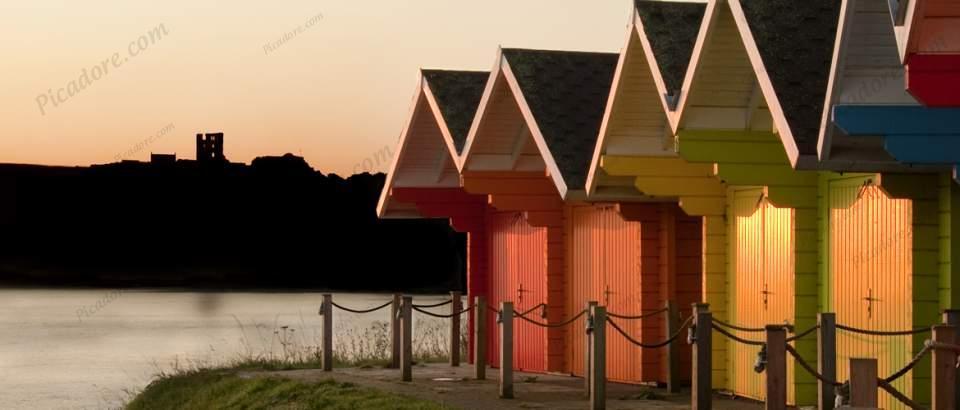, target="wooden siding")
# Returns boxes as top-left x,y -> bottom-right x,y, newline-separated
680,4 -> 773,133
